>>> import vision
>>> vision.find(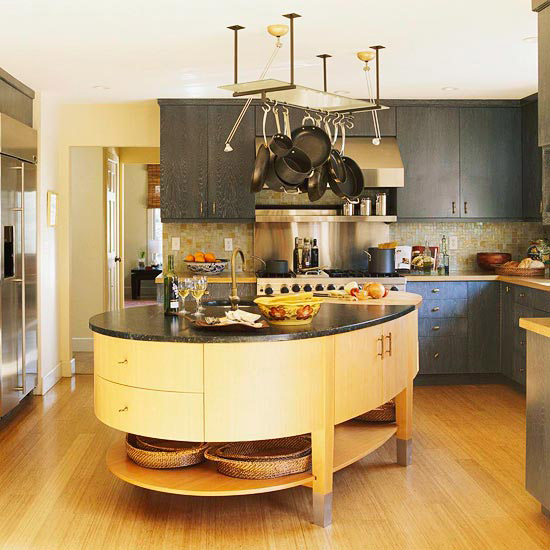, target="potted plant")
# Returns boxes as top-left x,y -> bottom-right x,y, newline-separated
137,250 -> 146,269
